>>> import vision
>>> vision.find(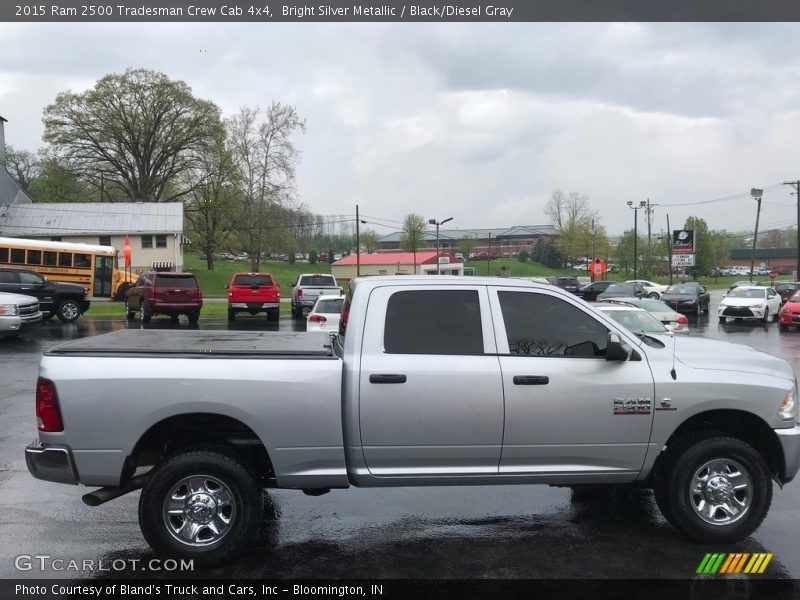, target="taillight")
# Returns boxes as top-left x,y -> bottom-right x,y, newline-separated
339,288 -> 344,296
309,314 -> 327,323
297,289 -> 303,299
677,315 -> 688,325
36,377 -> 63,432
